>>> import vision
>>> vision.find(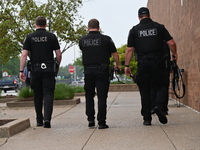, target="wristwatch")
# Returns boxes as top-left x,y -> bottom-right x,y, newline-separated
19,70 -> 24,73
124,65 -> 129,67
